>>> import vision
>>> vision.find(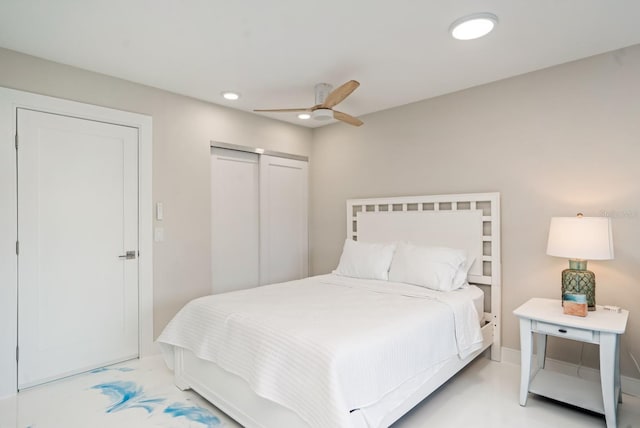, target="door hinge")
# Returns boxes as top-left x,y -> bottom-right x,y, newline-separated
15,133 -> 18,149
16,346 -> 19,362
15,241 -> 19,255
